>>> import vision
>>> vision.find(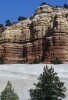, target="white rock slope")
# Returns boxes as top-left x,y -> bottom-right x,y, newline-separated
0,64 -> 67,100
